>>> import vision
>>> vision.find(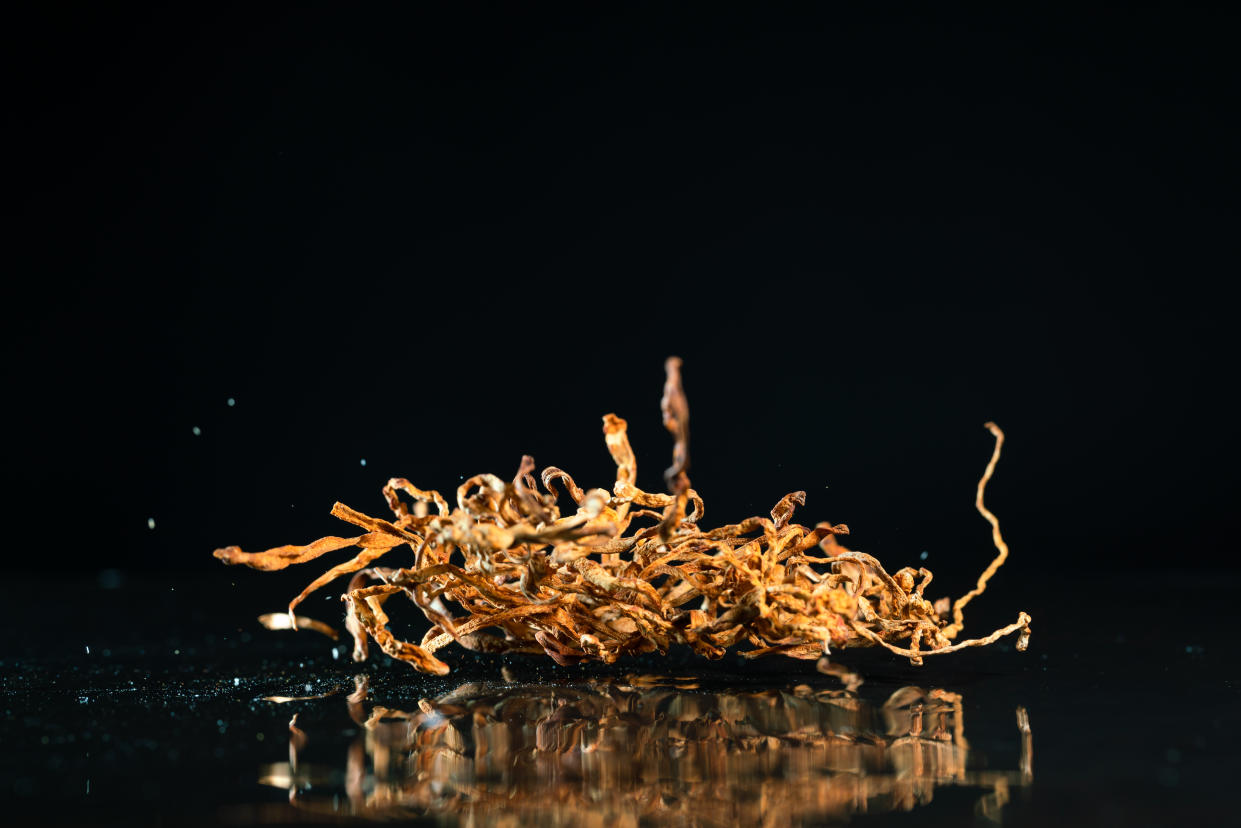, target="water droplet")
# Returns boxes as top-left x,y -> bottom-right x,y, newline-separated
192,426 -> 202,436
227,397 -> 235,407
359,458 -> 367,466
147,517 -> 156,530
